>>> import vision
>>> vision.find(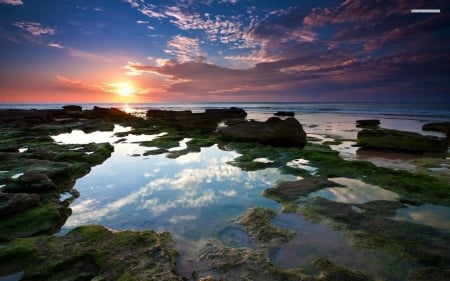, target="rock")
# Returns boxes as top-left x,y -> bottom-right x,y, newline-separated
408,267 -> 450,281
422,122 -> 450,138
264,178 -> 338,202
146,107 -> 247,133
5,170 -> 58,193
356,119 -> 380,128
219,117 -> 307,147
147,109 -> 193,119
0,201 -> 71,241
91,106 -> 129,118
235,207 -> 295,244
147,109 -> 217,132
0,225 -> 184,280
62,105 -> 82,112
0,109 -> 55,125
312,258 -> 378,281
0,192 -> 40,216
204,107 -> 247,120
274,111 -> 295,117
357,128 -> 448,153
